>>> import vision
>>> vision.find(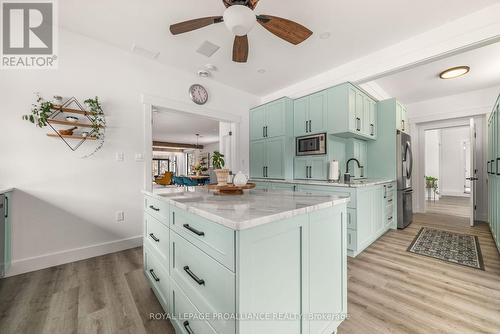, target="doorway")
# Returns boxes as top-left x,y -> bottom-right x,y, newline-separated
424,126 -> 472,218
